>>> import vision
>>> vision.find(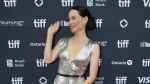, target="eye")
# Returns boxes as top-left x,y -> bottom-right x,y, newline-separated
68,18 -> 70,21
72,17 -> 76,20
